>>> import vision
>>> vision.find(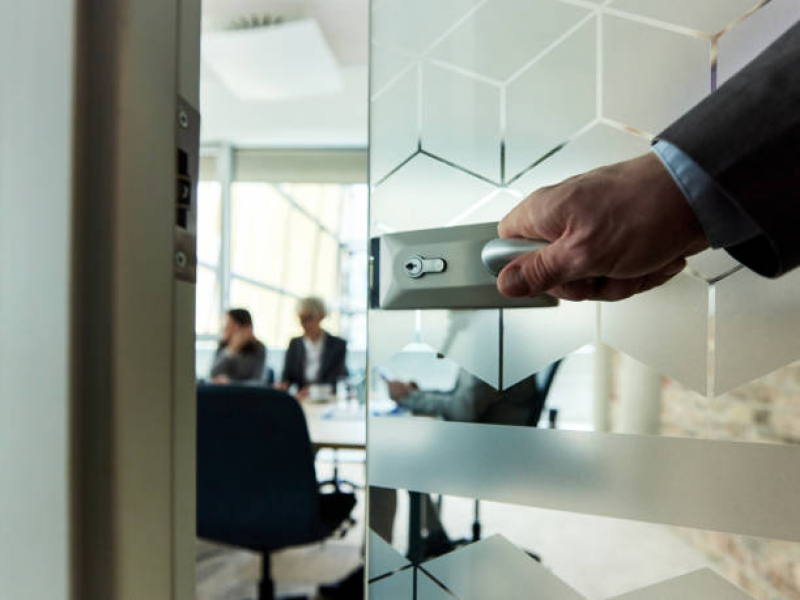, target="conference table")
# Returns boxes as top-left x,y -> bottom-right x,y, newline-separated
301,399 -> 367,451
